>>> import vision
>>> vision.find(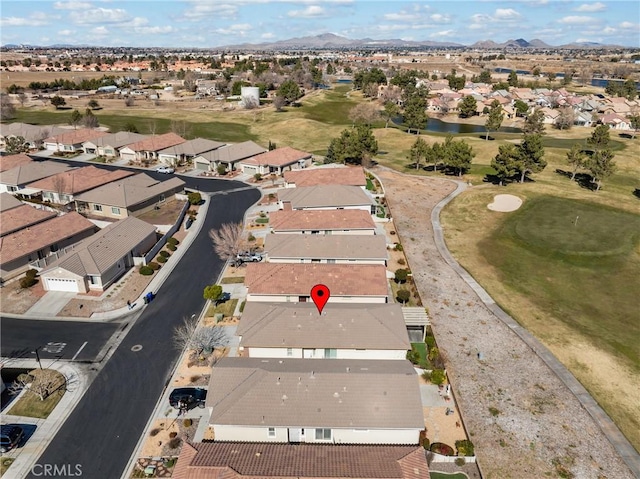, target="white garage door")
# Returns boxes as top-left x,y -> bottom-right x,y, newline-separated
45,278 -> 79,293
